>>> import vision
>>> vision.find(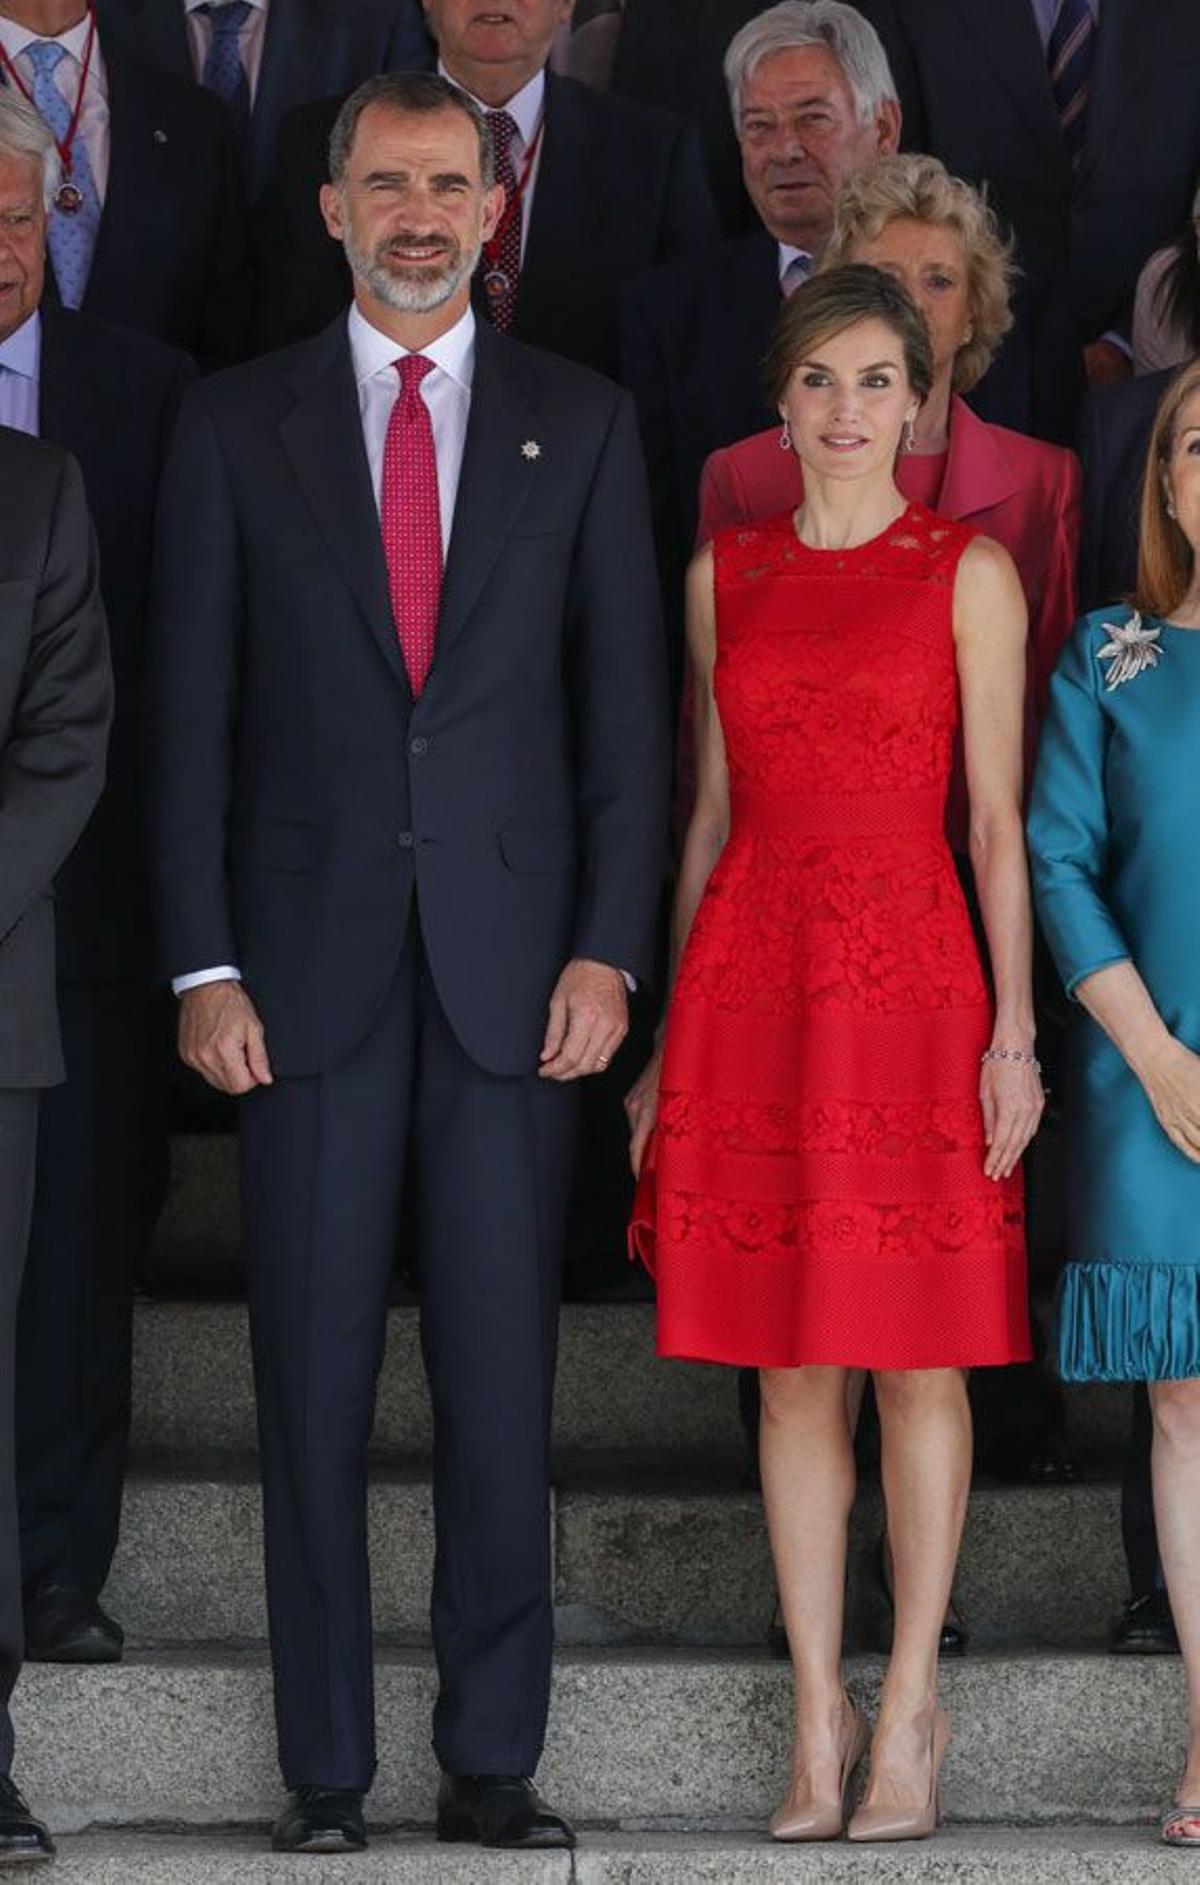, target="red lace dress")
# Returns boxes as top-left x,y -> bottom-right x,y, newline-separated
630,503 -> 1030,1369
